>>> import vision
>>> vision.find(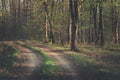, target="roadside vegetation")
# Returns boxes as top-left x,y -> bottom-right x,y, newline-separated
44,43 -> 120,80
0,43 -> 19,76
